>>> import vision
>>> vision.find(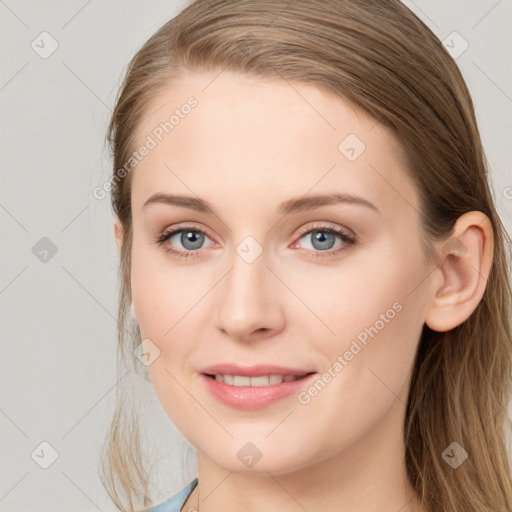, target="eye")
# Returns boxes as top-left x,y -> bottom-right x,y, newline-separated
154,223 -> 356,260
154,226 -> 213,259
292,224 -> 356,259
